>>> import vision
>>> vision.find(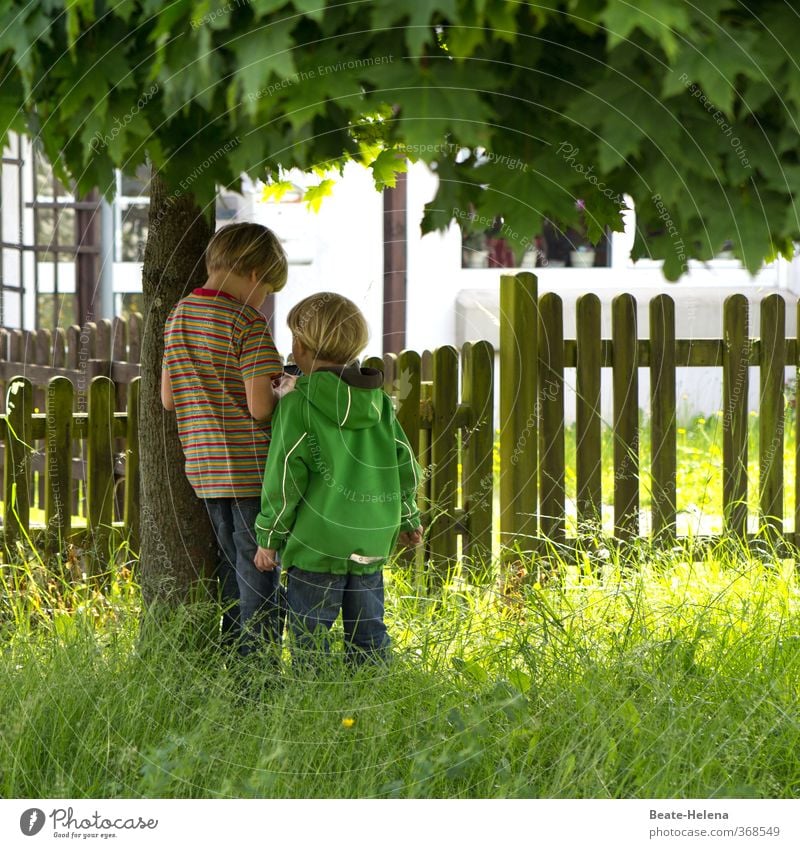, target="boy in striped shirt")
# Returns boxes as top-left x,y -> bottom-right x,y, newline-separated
161,223 -> 288,659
